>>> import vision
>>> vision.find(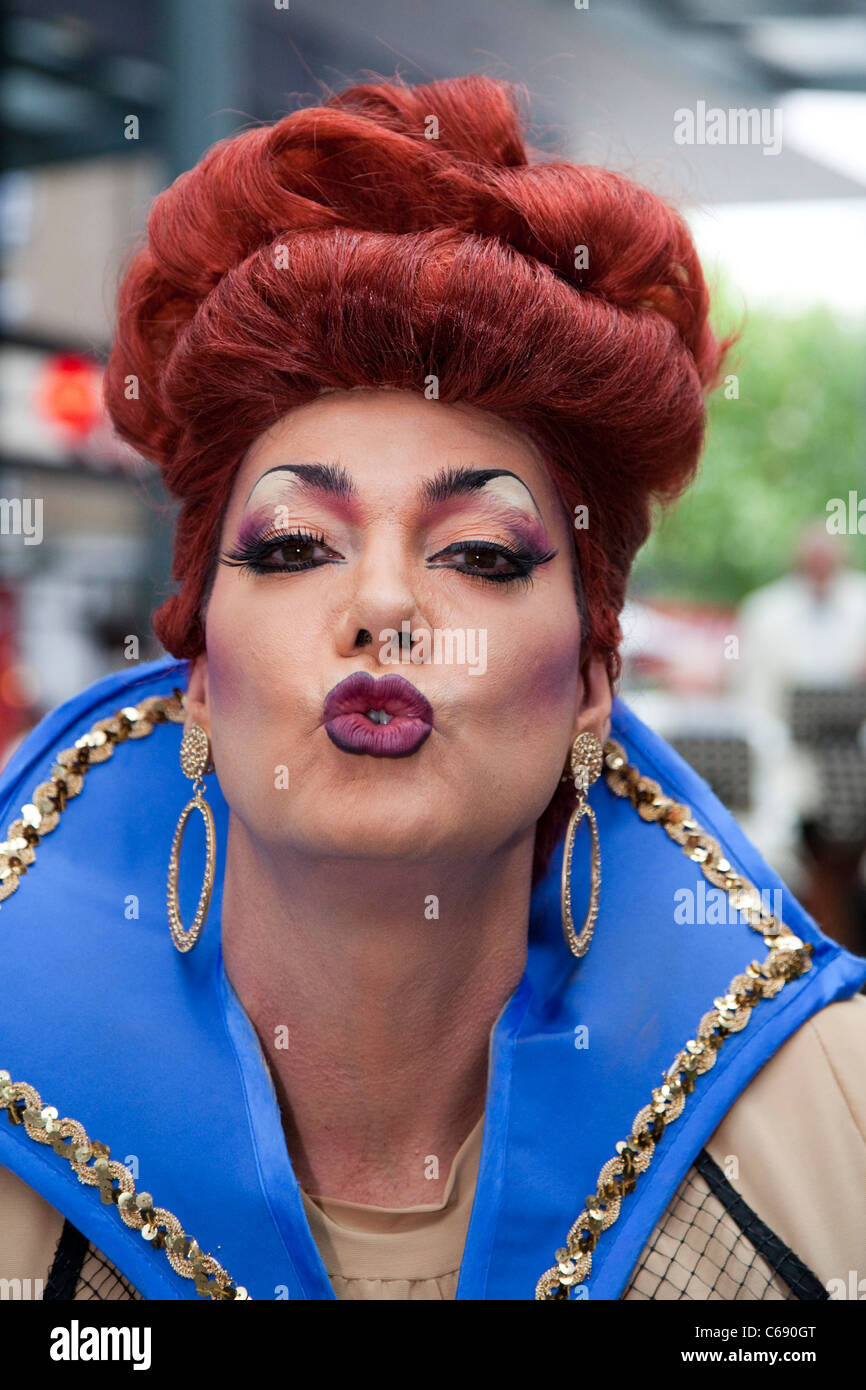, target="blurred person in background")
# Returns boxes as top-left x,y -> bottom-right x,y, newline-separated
736,521 -> 866,725
735,521 -> 866,954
